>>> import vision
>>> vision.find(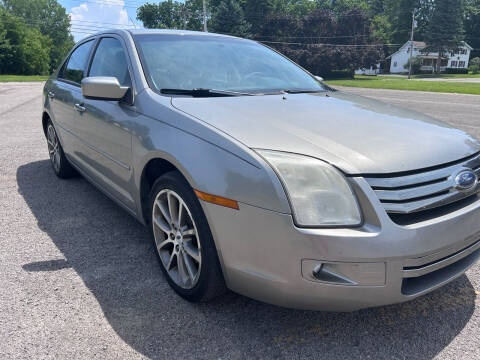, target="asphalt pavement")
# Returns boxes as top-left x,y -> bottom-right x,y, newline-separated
1,83 -> 479,359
